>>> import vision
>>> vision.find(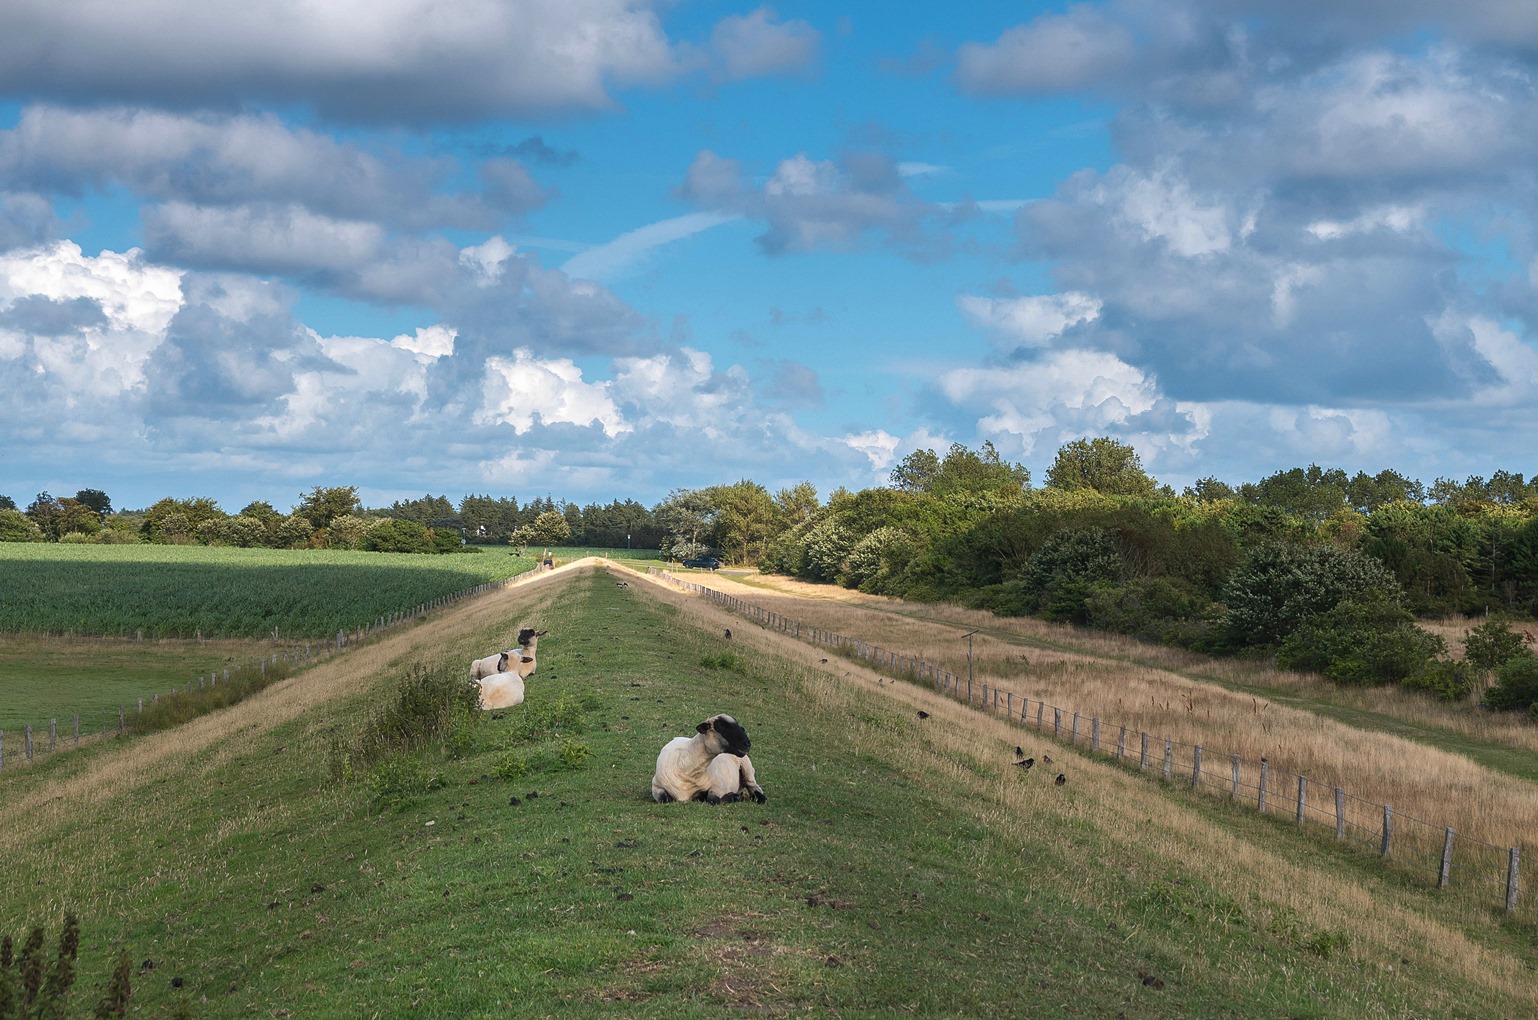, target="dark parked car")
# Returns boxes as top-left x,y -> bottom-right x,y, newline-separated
682,555 -> 722,570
